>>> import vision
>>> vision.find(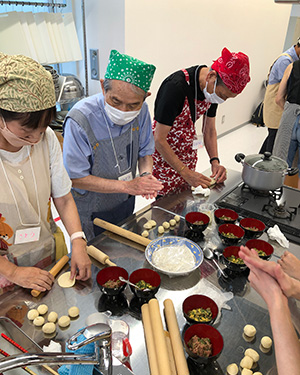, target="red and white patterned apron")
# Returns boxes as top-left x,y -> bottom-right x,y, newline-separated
152,69 -> 211,196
